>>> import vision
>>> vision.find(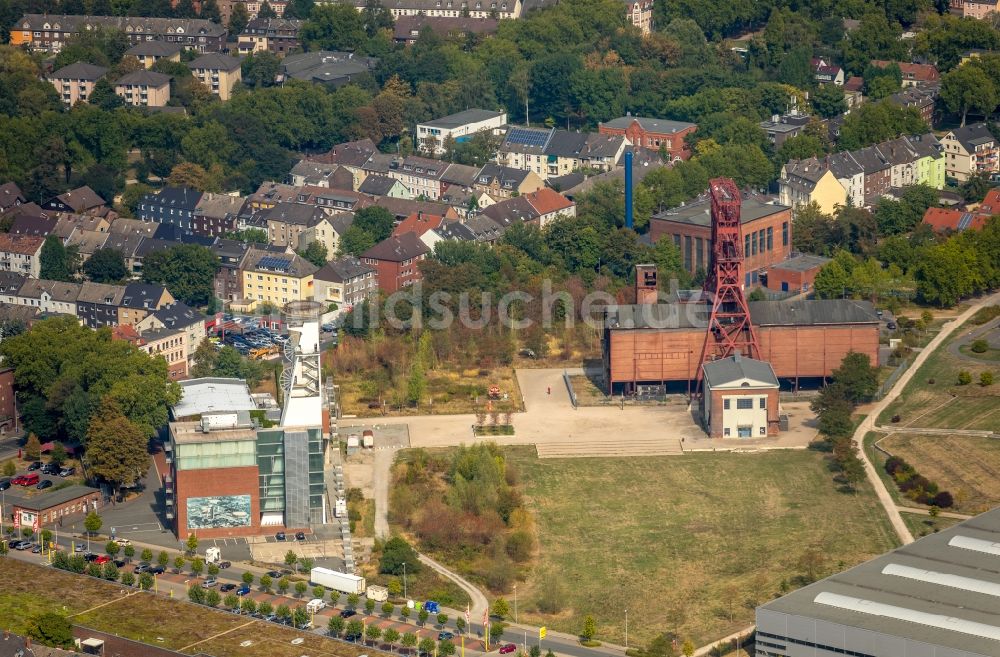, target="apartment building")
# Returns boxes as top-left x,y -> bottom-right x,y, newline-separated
48,62 -> 108,105
124,40 -> 183,68
0,234 -> 44,278
9,14 -> 226,53
241,250 -> 317,311
599,115 -> 695,160
188,53 -> 242,101
941,122 -> 999,182
313,256 -> 377,309
348,0 -> 522,20
114,70 -> 171,107
416,109 -> 507,156
237,17 -> 302,56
